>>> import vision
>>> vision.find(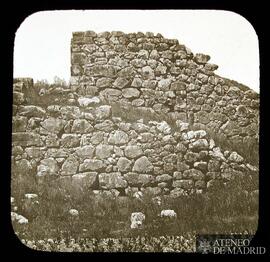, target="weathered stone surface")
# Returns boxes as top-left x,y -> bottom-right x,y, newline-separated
183,169 -> 204,180
141,66 -> 155,80
61,106 -> 81,120
176,162 -> 190,172
117,157 -> 132,172
209,147 -> 226,161
95,105 -> 112,120
61,155 -> 79,176
75,145 -> 95,159
157,79 -> 171,91
130,212 -> 145,229
25,147 -> 45,159
131,77 -> 143,88
79,159 -> 105,172
18,106 -> 46,118
108,130 -> 129,145
95,144 -> 114,159
71,119 -> 93,133
189,139 -> 209,151
170,188 -> 187,197
156,121 -> 171,134
133,156 -> 153,173
156,174 -> 172,182
37,158 -> 59,176
94,120 -> 115,132
122,88 -> 140,98
228,151 -> 244,163
113,77 -> 130,89
96,77 -> 114,88
172,179 -> 194,189
124,145 -> 143,159
78,97 -> 100,107
61,134 -> 80,148
194,161 -> 208,171
100,88 -> 122,101
99,172 -> 128,189
41,117 -> 66,134
123,173 -> 155,187
194,53 -> 210,64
